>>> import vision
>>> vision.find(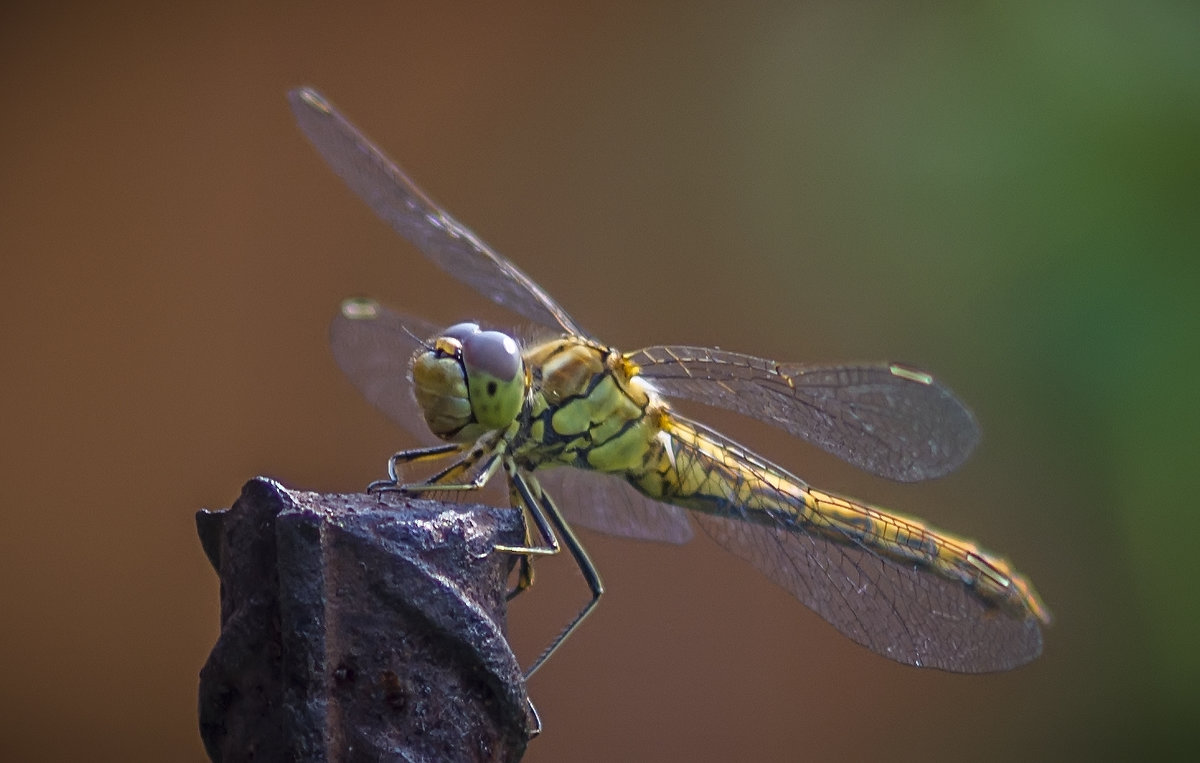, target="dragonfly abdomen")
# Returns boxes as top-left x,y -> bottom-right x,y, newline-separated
631,414 -> 1049,624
